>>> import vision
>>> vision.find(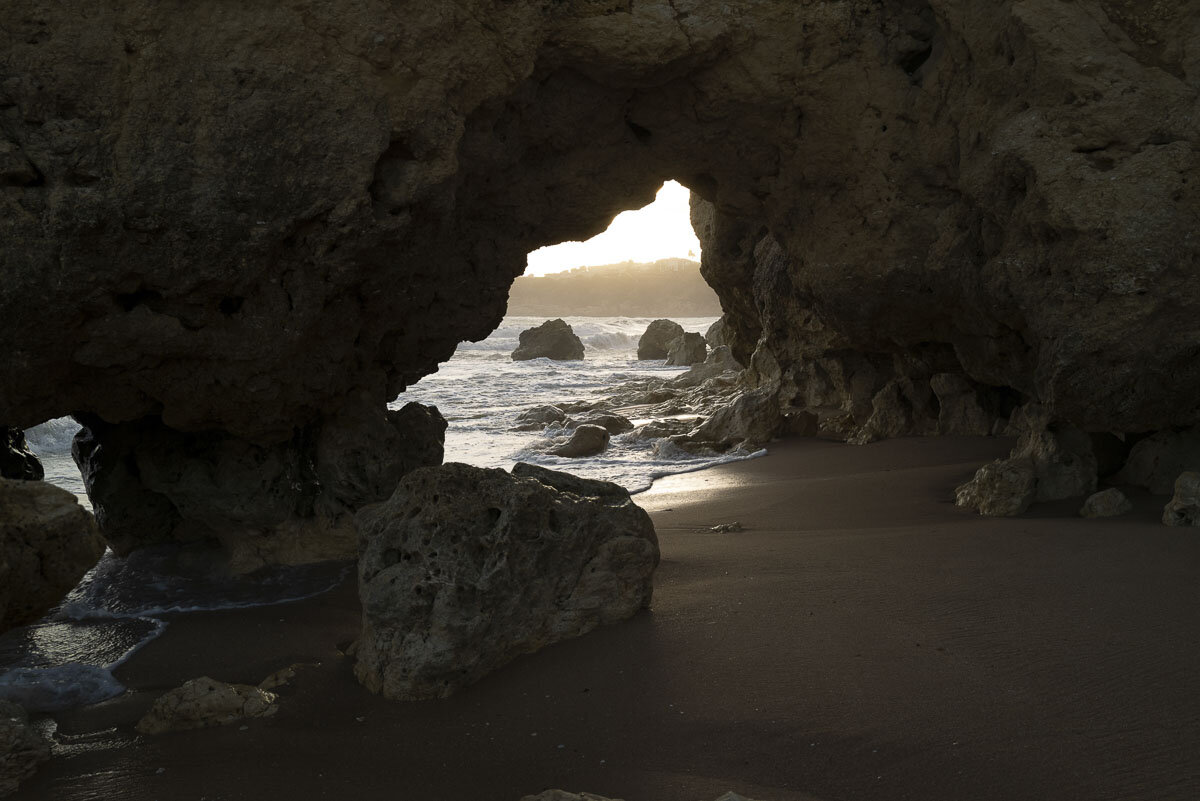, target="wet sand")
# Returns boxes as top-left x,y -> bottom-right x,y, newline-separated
18,436 -> 1200,801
